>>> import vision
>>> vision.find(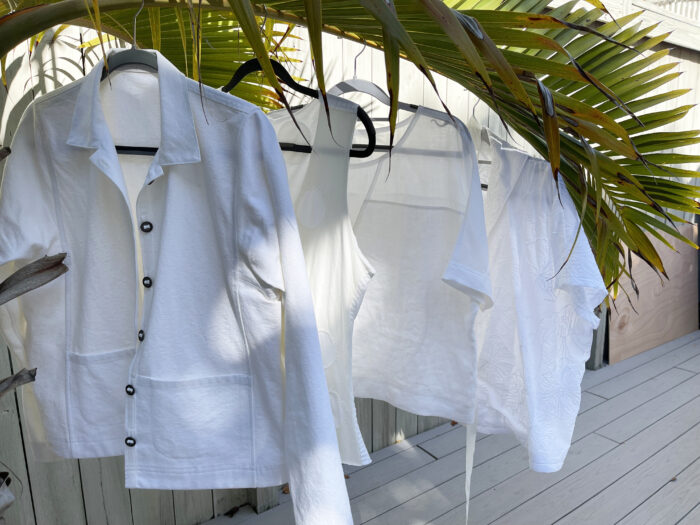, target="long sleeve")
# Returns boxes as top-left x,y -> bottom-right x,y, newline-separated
551,181 -> 608,328
0,103 -> 62,365
237,109 -> 353,525
528,174 -> 607,473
